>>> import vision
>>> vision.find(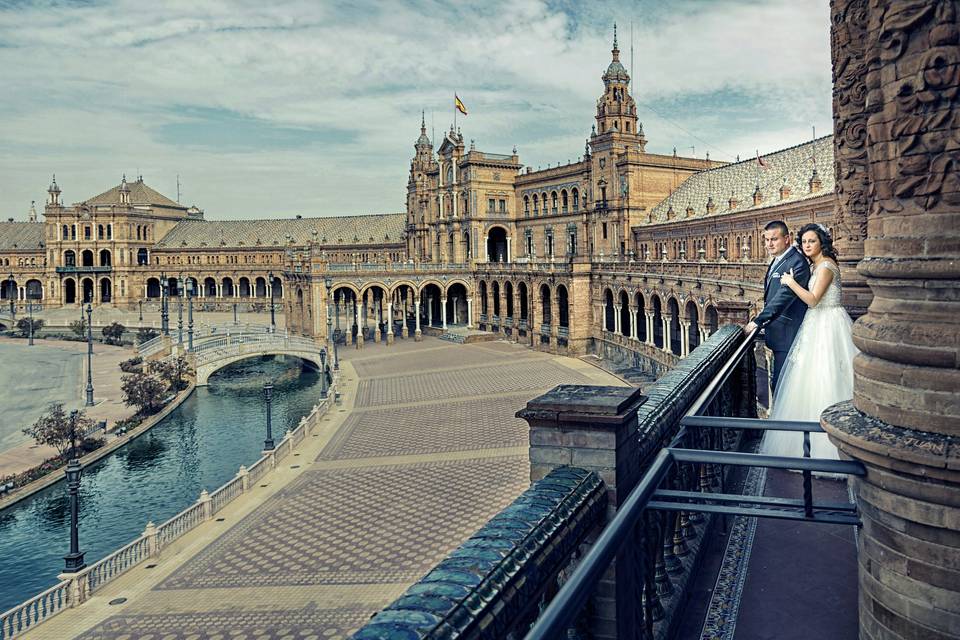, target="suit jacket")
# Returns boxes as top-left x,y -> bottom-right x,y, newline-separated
753,247 -> 810,353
